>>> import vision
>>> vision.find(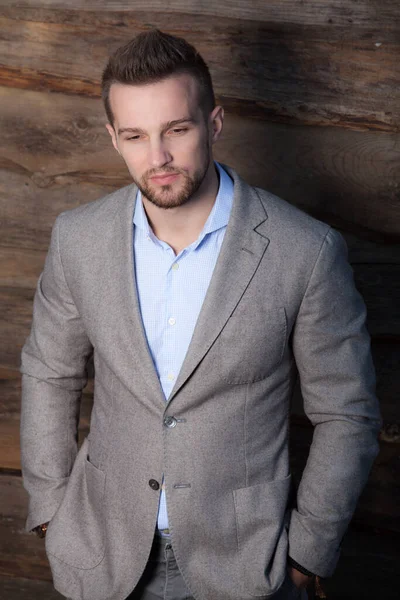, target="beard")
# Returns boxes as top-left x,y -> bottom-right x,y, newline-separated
134,153 -> 210,210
